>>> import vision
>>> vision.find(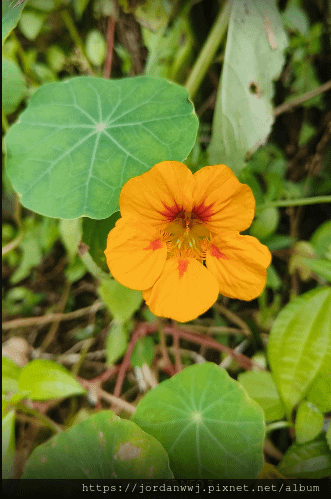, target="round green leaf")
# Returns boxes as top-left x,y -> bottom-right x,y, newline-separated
238,371 -> 285,422
2,58 -> 27,114
18,359 -> 86,400
5,76 -> 198,219
295,401 -> 323,444
268,287 -> 331,418
278,437 -> 331,479
132,362 -> 265,479
22,410 -> 173,479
